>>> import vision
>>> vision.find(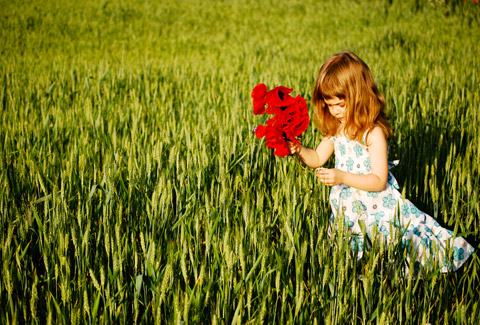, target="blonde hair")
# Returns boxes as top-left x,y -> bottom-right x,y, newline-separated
312,51 -> 392,141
